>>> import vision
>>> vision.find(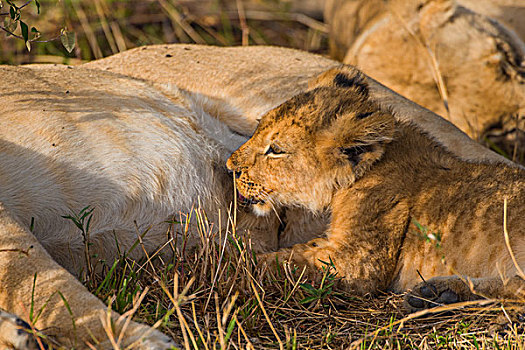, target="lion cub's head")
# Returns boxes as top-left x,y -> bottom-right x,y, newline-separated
226,66 -> 395,215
